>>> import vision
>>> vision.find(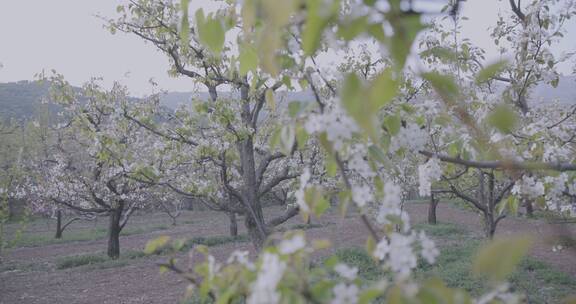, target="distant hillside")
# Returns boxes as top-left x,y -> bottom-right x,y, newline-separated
1,76 -> 574,121
531,75 -> 576,107
0,81 -> 52,121
159,90 -> 316,109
